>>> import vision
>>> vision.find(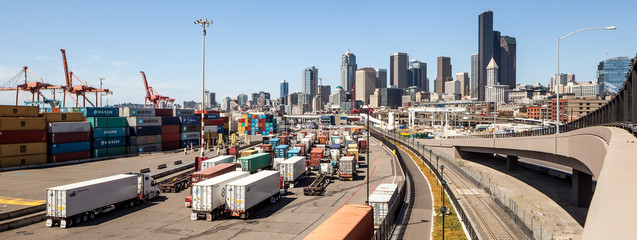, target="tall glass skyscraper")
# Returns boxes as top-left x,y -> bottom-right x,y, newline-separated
408,60 -> 427,92
280,80 -> 289,99
303,66 -> 318,98
598,57 -> 633,97
340,50 -> 357,92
